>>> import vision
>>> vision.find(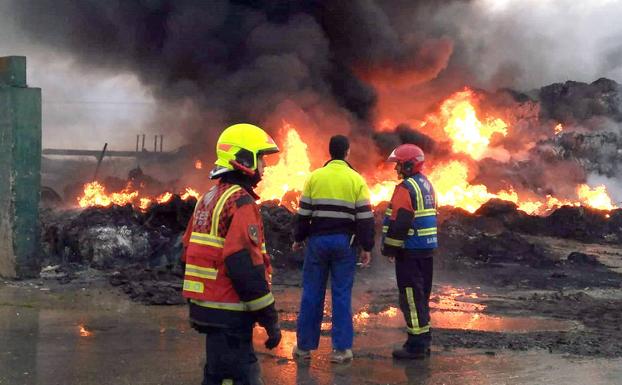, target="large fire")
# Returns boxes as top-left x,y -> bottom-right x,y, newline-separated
76,89 -> 617,215
257,89 -> 617,214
